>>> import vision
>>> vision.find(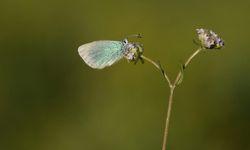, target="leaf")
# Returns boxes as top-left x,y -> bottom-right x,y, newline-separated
139,57 -> 144,64
176,64 -> 185,85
